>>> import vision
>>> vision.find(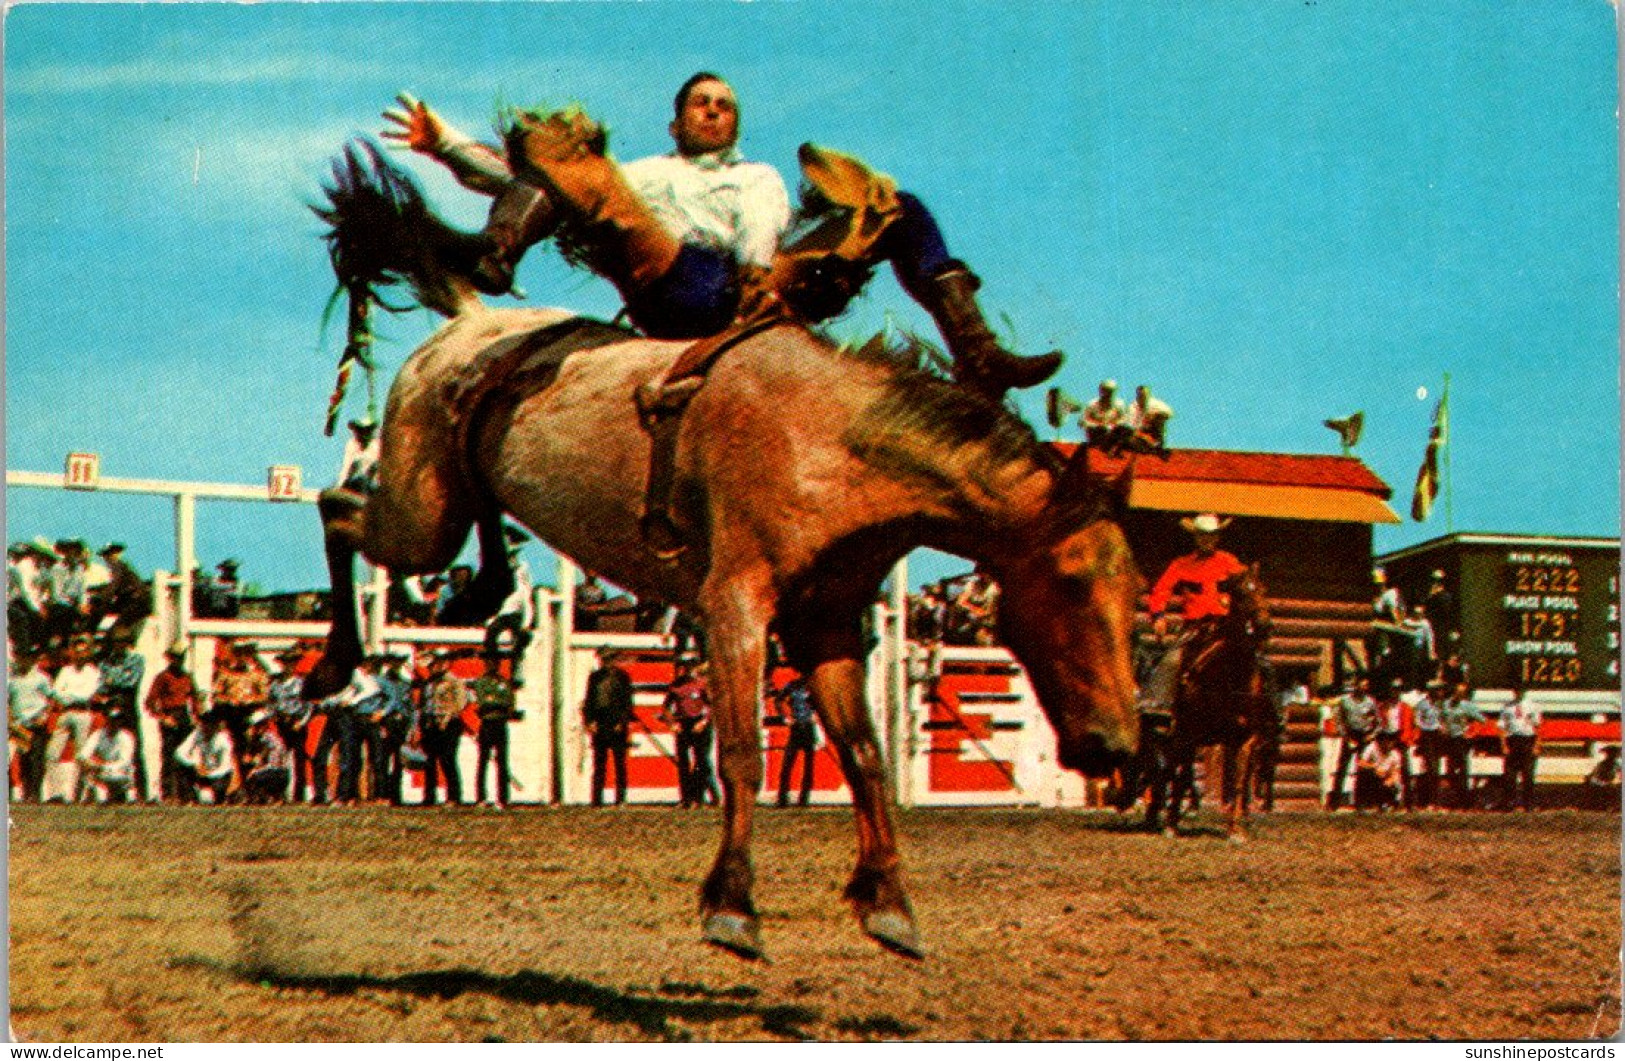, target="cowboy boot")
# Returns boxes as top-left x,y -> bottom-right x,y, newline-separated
469,182 -> 559,296
921,268 -> 1063,400
504,108 -> 680,295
